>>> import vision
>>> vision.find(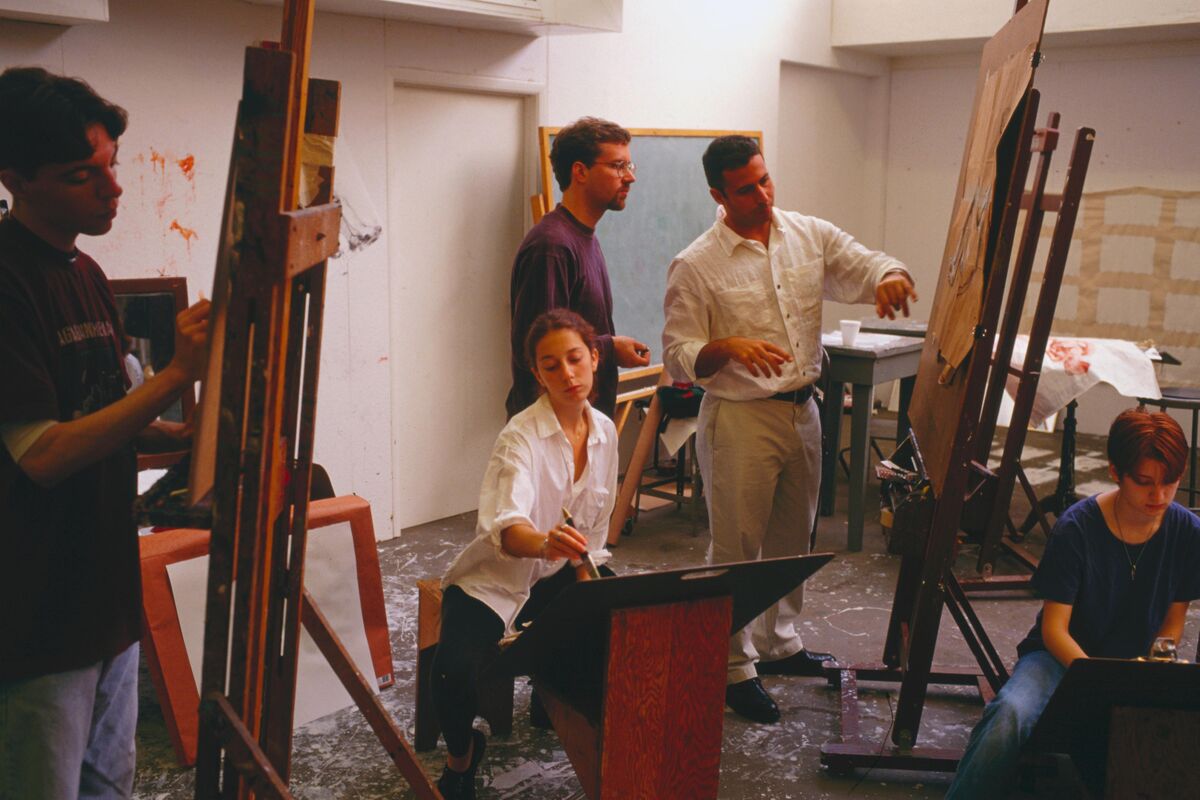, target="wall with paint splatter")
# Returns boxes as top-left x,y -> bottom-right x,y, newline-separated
2,0 -> 1196,537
